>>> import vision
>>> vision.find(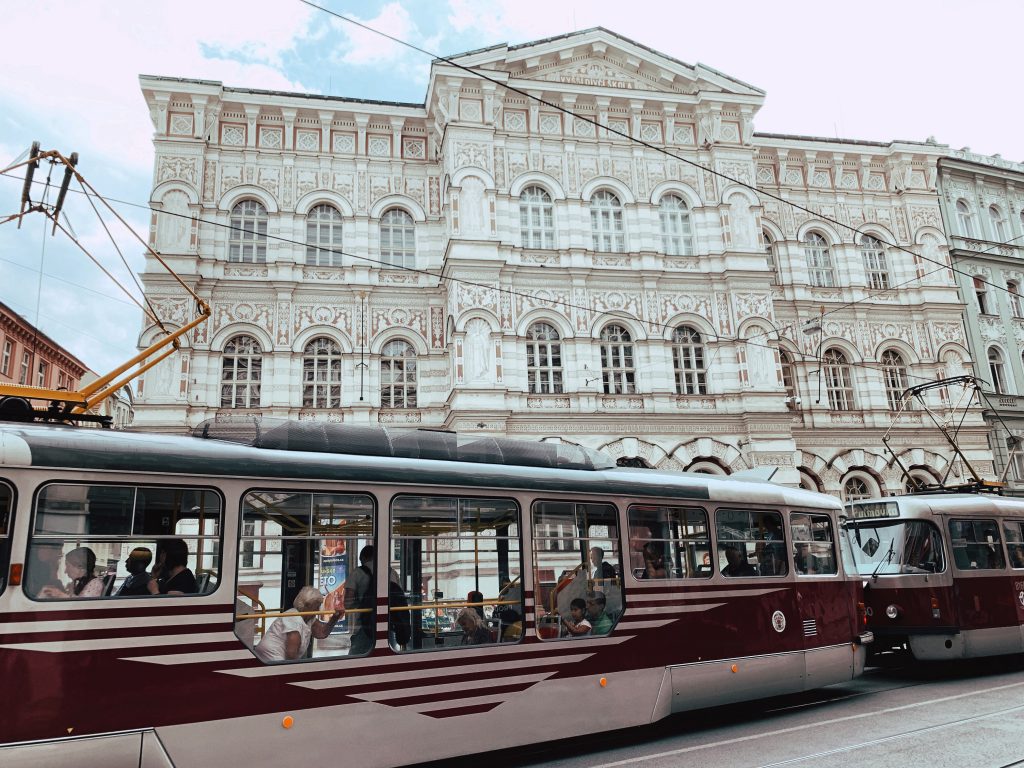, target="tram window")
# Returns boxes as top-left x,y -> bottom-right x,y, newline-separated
237,491 -> 374,662
27,483 -> 221,601
844,519 -> 945,575
0,481 -> 12,594
716,509 -> 788,577
1004,521 -> 1024,569
533,501 -> 623,639
391,495 -> 522,652
790,513 -> 837,575
627,505 -> 710,579
949,519 -> 1005,570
